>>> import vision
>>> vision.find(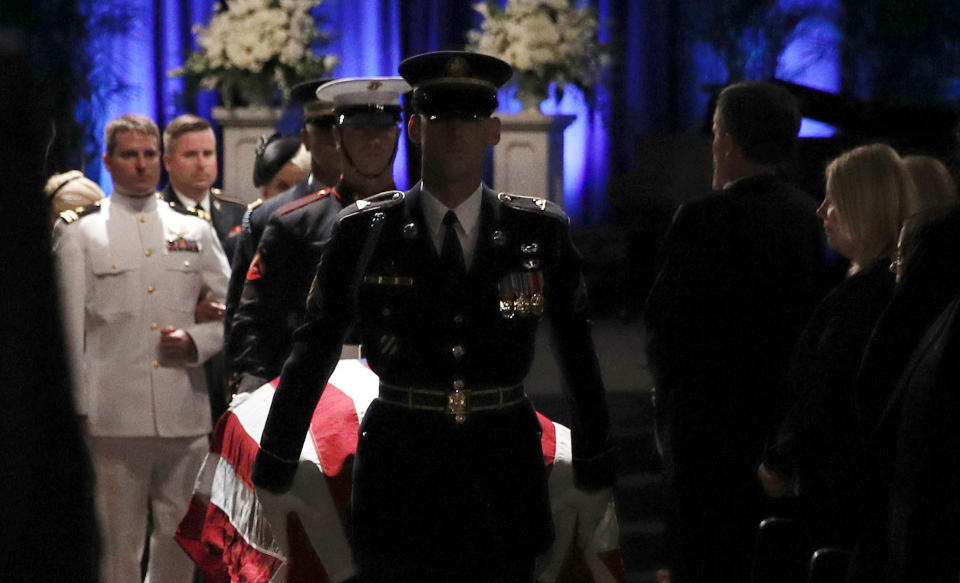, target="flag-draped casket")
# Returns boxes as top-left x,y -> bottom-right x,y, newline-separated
176,359 -> 624,582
